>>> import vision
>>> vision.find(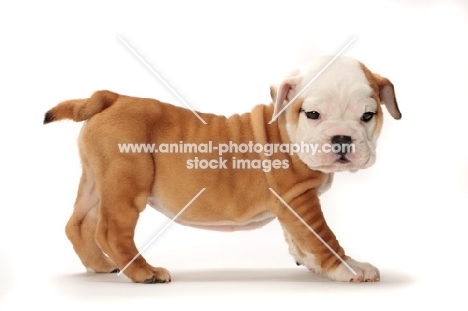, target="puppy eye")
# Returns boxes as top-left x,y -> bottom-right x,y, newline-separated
361,112 -> 375,122
301,109 -> 320,120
